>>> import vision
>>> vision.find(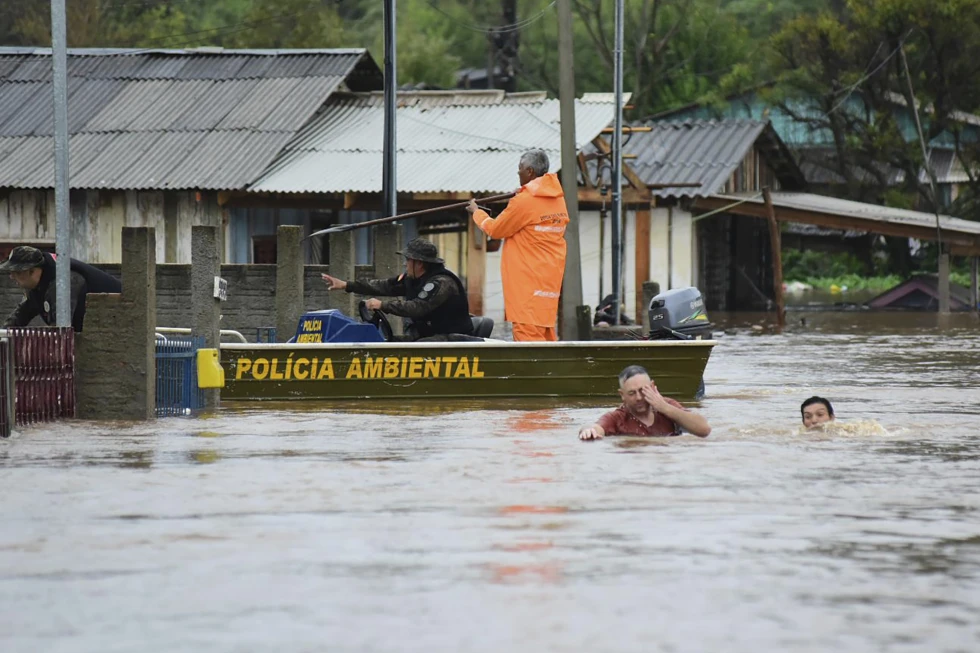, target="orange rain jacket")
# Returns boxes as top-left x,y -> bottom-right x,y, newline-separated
472,173 -> 569,327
